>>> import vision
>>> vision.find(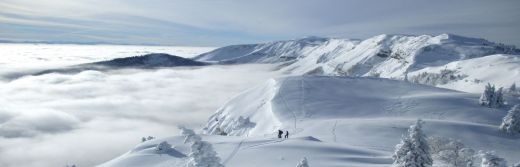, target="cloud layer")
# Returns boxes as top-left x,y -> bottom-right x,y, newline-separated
0,64 -> 281,166
1,0 -> 519,46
